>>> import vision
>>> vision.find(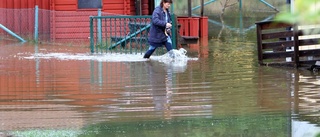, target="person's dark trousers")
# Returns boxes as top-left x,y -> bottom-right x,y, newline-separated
144,37 -> 173,58
144,46 -> 157,58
